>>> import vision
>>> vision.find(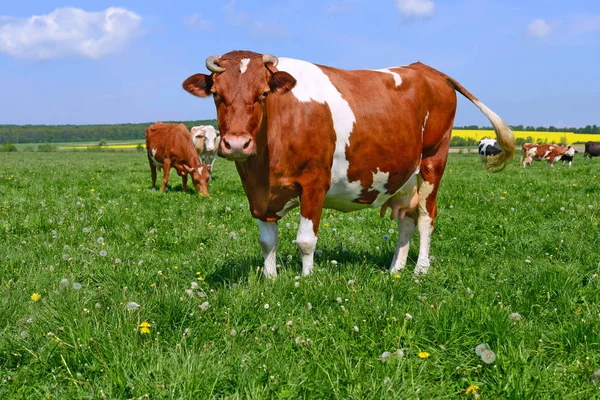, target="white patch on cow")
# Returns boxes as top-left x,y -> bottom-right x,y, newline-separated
296,217 -> 317,275
370,169 -> 390,207
257,220 -> 278,278
150,148 -> 163,166
240,58 -> 250,74
277,58 -> 361,211
565,147 -> 575,157
276,197 -> 300,217
422,111 -> 429,135
198,166 -> 204,175
371,68 -> 402,87
417,180 -> 435,214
